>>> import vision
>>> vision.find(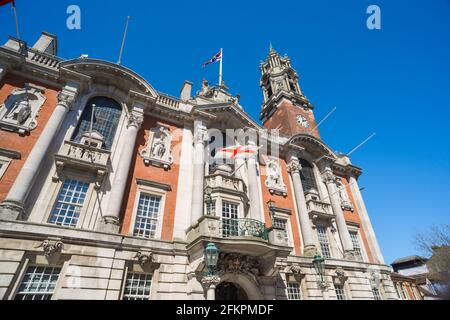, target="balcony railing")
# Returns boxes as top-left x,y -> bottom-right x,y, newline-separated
221,218 -> 269,241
